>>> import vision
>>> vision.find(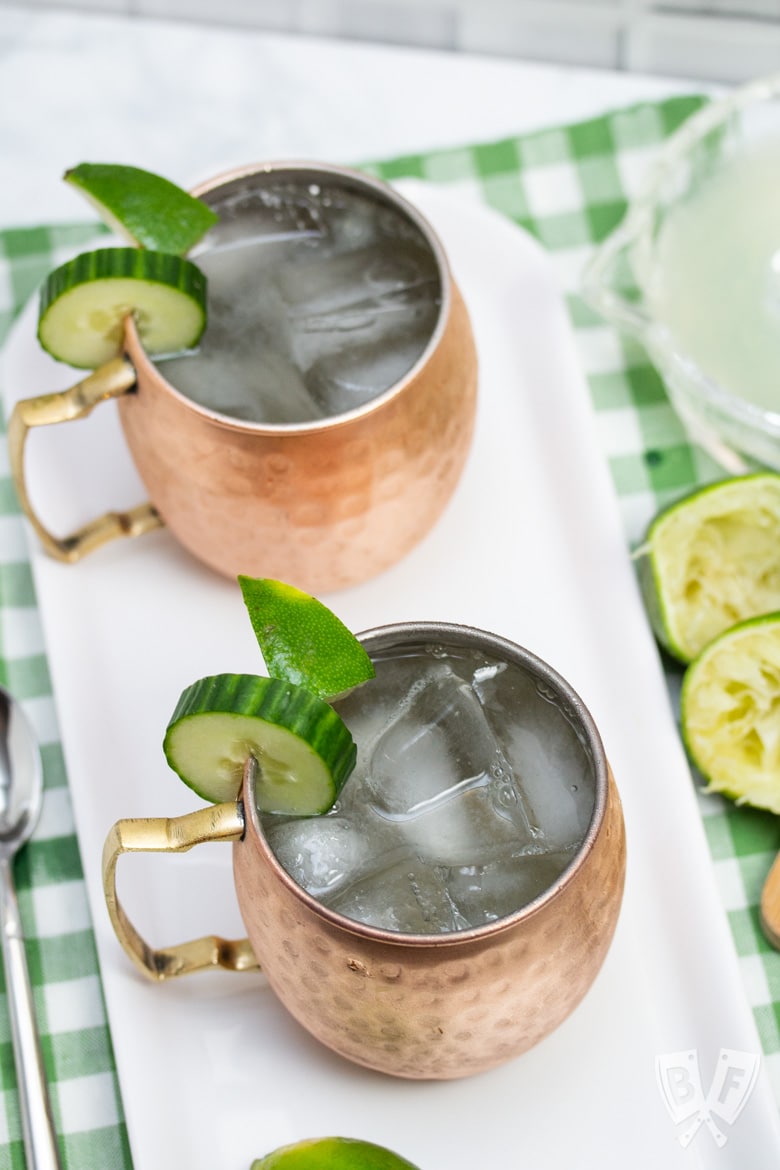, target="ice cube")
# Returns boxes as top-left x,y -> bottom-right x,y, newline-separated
262,815 -> 368,898
504,723 -> 593,851
324,856 -> 470,933
282,234 -> 440,409
277,239 -> 435,317
335,650 -> 440,739
303,320 -> 433,416
365,662 -> 489,818
355,661 -> 538,868
200,181 -> 326,259
473,665 -> 596,851
406,785 -> 538,868
160,343 -> 324,424
366,662 -> 531,826
194,236 -> 305,305
443,846 -> 579,928
314,186 -> 385,254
